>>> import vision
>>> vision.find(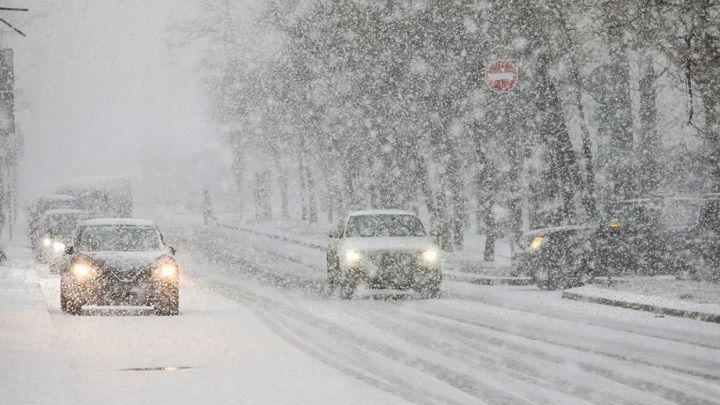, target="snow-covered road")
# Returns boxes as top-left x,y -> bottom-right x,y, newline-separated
3,223 -> 720,404
2,252 -> 405,405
